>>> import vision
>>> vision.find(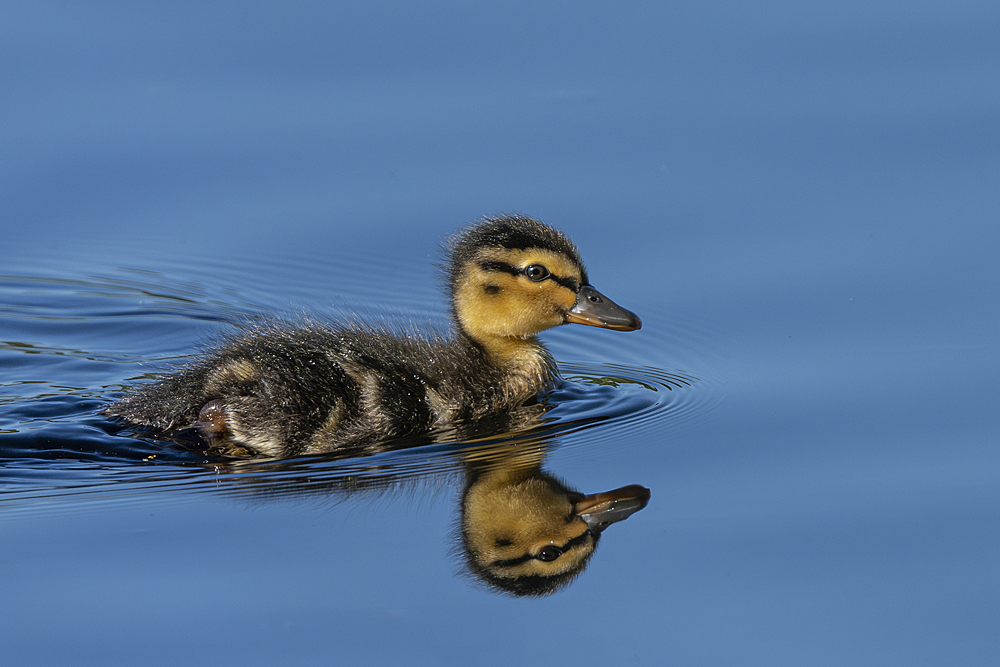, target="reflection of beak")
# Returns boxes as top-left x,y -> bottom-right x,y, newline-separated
564,285 -> 642,331
573,484 -> 651,533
